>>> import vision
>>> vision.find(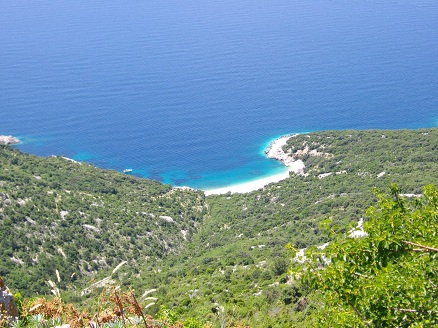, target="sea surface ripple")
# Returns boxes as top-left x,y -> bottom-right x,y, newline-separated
1,0 -> 437,189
